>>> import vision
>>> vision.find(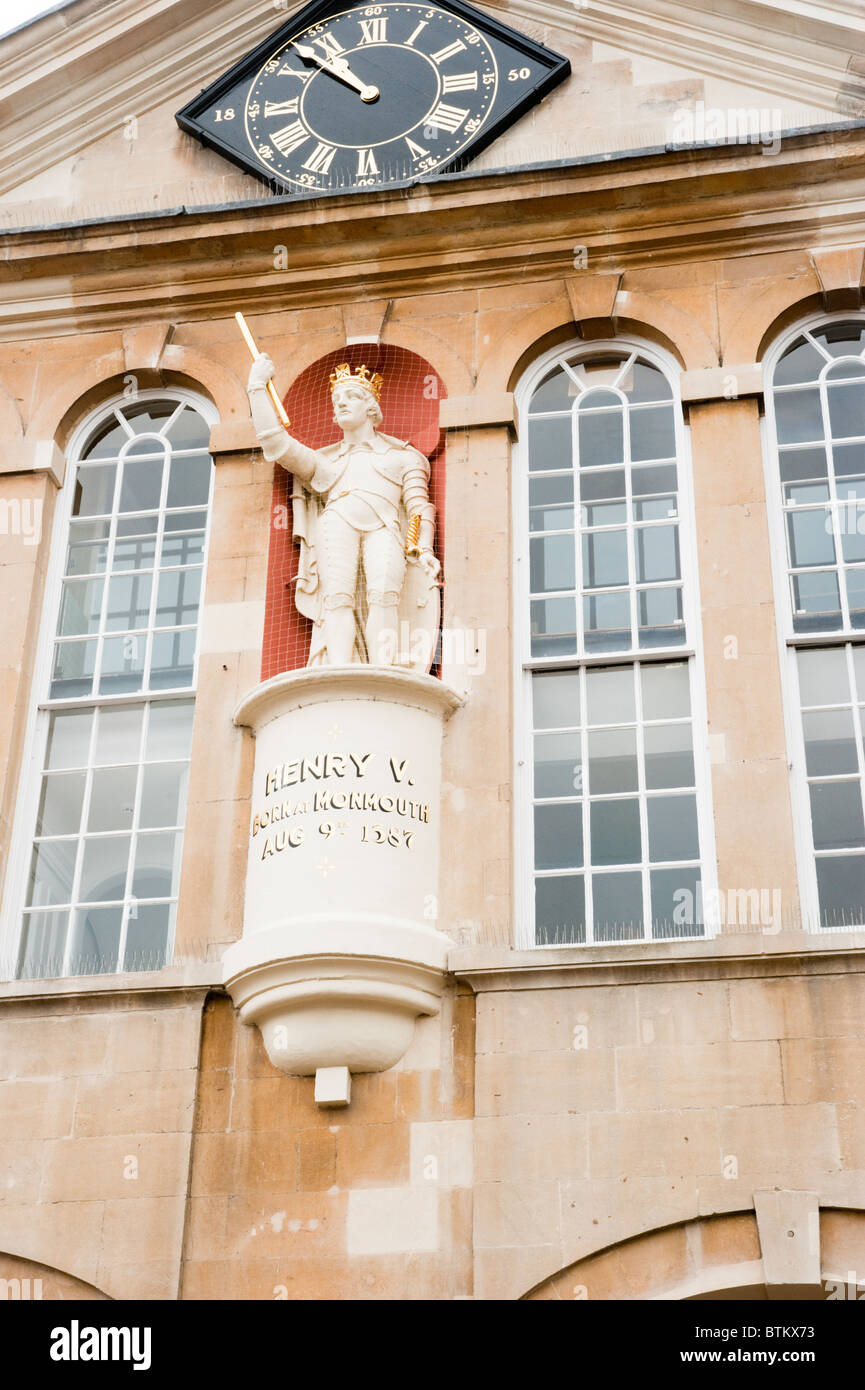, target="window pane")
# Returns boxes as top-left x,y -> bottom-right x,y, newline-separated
592,872 -> 643,940
629,405 -> 675,461
17,910 -> 69,979
530,535 -> 575,594
828,383 -> 865,440
530,366 -> 572,413
532,671 -> 580,730
155,568 -> 202,627
625,361 -> 672,403
73,464 -> 116,516
810,781 -> 865,850
779,447 -> 828,482
583,591 -> 631,651
638,586 -> 684,646
27,840 -> 77,907
113,517 -> 158,571
124,903 -> 174,972
582,530 -> 628,588
66,520 -> 110,576
636,525 -> 680,583
131,832 -> 181,899
36,773 -> 86,838
834,442 -> 865,477
534,732 -> 581,798
530,597 -> 577,657
590,798 -> 641,864
802,709 -> 858,775
160,528 -> 206,566
816,855 -> 865,928
578,408 -> 624,467
99,634 -> 145,695
586,666 -> 635,724
644,723 -> 695,788
166,453 -> 212,508
647,793 -> 699,862
79,836 -> 131,903
535,874 -> 585,944
774,337 -> 826,386
528,417 -> 572,472
791,570 -> 841,621
529,474 -> 574,532
797,647 -> 849,705
69,906 -> 122,975
534,803 -> 583,870
651,866 -> 703,939
641,662 -> 691,720
845,568 -> 865,626
46,709 -> 93,769
94,705 -> 144,765
588,726 -> 638,793
58,578 -> 104,637
140,762 -> 188,829
774,389 -> 824,444
146,701 -> 195,761
150,630 -> 197,689
580,469 -> 625,503
88,767 -> 137,832
51,639 -> 97,699
105,573 -> 152,632
786,510 -> 835,567
631,464 -> 677,497
119,457 -> 164,512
